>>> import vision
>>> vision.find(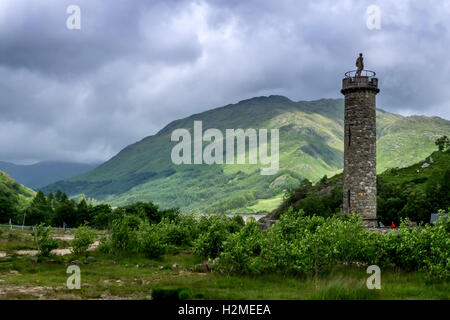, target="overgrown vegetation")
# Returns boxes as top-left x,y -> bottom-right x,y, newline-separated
71,224 -> 95,257
0,185 -> 182,231
94,204 -> 450,282
275,148 -> 450,225
99,213 -> 243,261
1,205 -> 449,299
33,224 -> 58,257
1,234 -> 448,300
217,209 -> 450,282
